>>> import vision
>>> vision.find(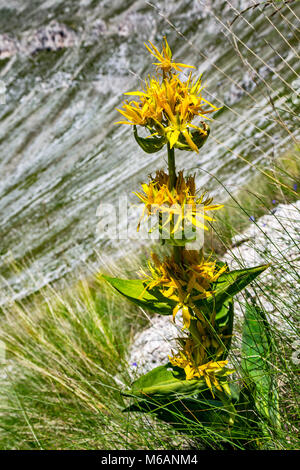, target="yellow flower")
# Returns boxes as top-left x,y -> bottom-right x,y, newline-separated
134,170 -> 223,232
181,73 -> 219,120
164,117 -> 200,153
143,250 -> 227,329
116,38 -> 220,153
168,338 -> 233,397
144,36 -> 195,75
116,100 -> 150,126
